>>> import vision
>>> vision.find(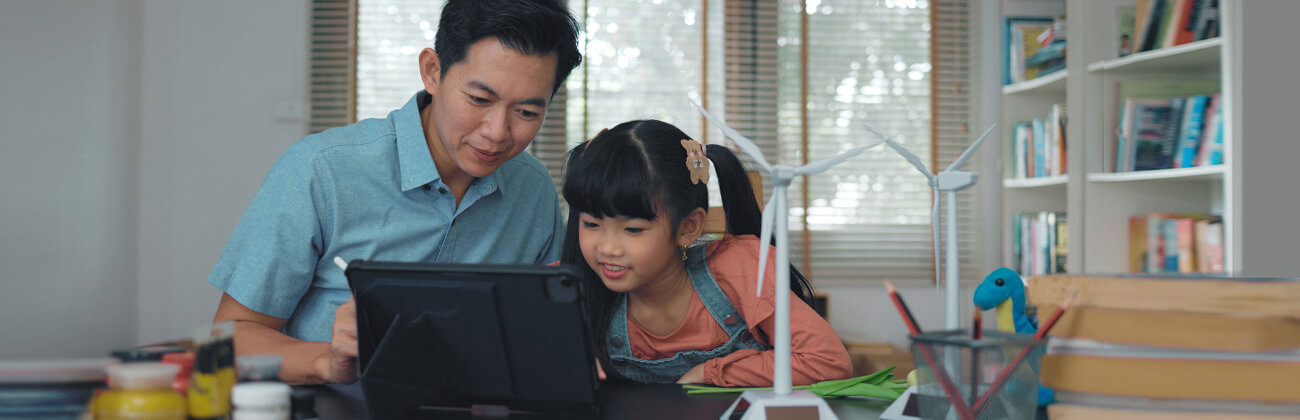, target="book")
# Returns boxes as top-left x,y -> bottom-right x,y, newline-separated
1003,17 -> 1055,85
1137,0 -> 1166,52
1194,93 -> 1222,166
1129,98 -> 1176,171
1161,0 -> 1191,48
1174,94 -> 1209,168
1046,306 -> 1300,352
1050,401 -> 1300,419
1195,0 -> 1220,40
1041,339 -> 1300,403
1028,274 -> 1300,319
1155,96 -> 1186,169
1128,216 -> 1148,272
